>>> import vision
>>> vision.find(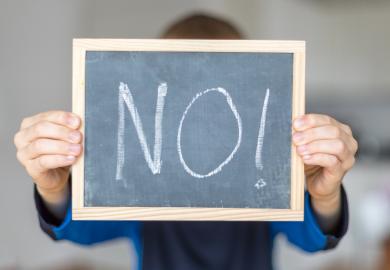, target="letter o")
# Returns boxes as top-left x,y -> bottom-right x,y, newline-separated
177,87 -> 242,178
